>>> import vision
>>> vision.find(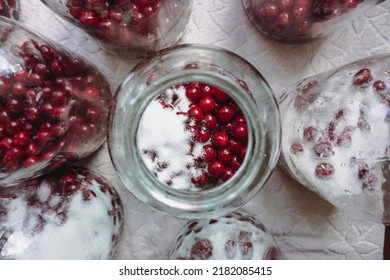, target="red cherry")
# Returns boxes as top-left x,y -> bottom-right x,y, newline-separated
232,123 -> 248,142
230,155 -> 242,170
313,140 -> 334,157
212,132 -> 229,148
185,86 -> 202,103
353,68 -> 372,86
198,129 -> 210,143
198,96 -> 216,113
190,239 -> 213,260
191,170 -> 208,188
208,161 -> 225,177
315,163 -> 335,179
259,3 -> 279,21
188,106 -> 203,124
303,126 -> 319,142
220,167 -> 235,182
202,145 -> 217,163
217,148 -> 232,163
203,114 -> 217,129
216,105 -> 235,124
